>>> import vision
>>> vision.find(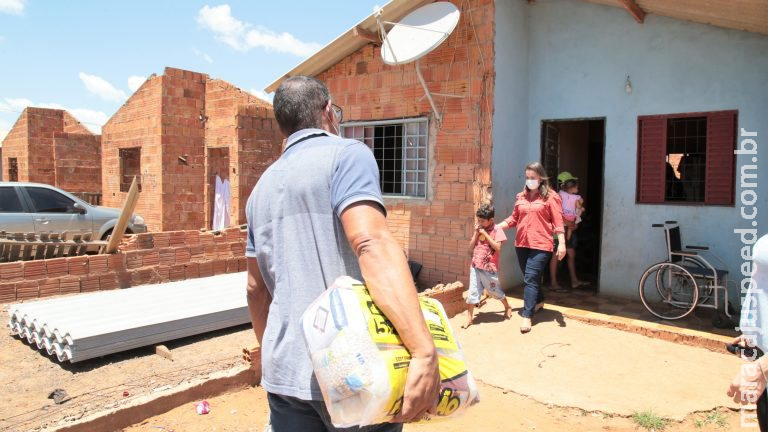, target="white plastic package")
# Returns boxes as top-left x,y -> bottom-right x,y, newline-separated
301,276 -> 479,427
